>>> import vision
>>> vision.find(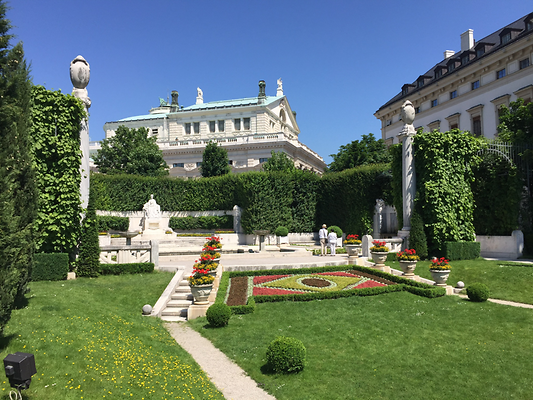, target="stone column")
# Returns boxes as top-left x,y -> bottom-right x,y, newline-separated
70,55 -> 91,209
397,100 -> 417,248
